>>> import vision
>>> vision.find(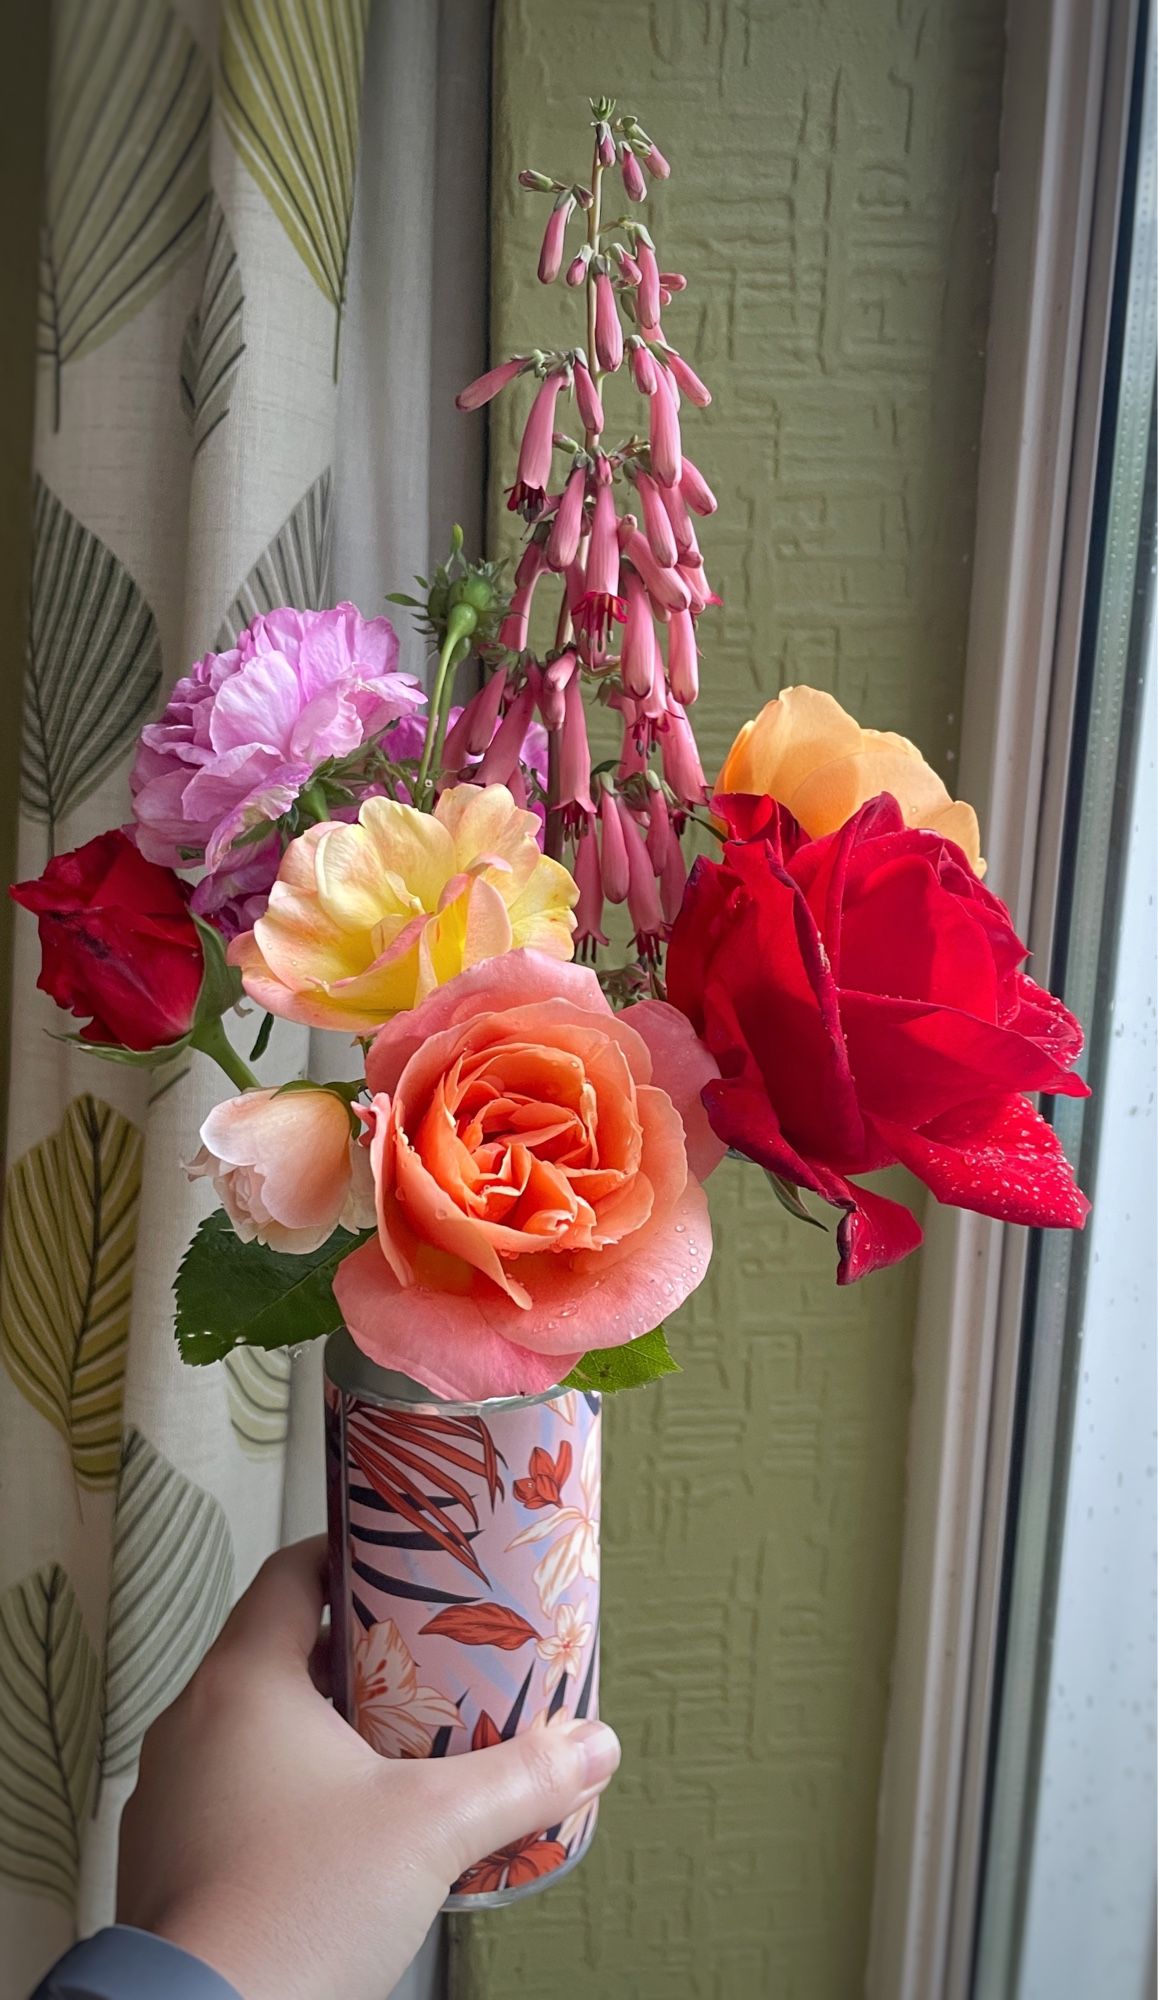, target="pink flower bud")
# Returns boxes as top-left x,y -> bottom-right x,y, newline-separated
566,250 -> 588,287
586,474 -> 619,598
659,288 -> 672,309
547,463 -> 588,571
678,561 -> 720,614
573,816 -> 608,952
476,680 -> 535,785
459,665 -> 509,756
648,370 -> 682,488
680,457 -> 718,516
646,782 -> 672,868
660,825 -> 687,923
498,550 -> 546,652
594,273 -> 624,372
621,573 -> 656,699
660,479 -> 697,562
596,121 -> 615,168
456,357 -> 524,412
627,341 -> 659,397
621,798 -> 663,941
666,608 -> 699,705
616,246 -> 643,285
618,523 -> 691,611
519,168 -> 558,191
538,195 -> 575,283
659,271 -> 687,291
509,373 -> 564,512
620,143 -> 647,202
540,647 -> 577,732
515,538 -> 546,590
660,348 -> 712,408
635,469 -> 679,566
573,359 -> 605,435
644,143 -> 671,180
559,668 -> 593,812
637,240 -> 662,328
660,700 -> 708,806
599,784 -> 630,904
